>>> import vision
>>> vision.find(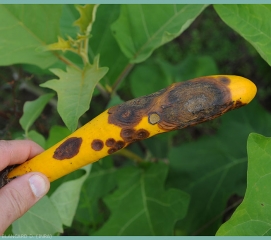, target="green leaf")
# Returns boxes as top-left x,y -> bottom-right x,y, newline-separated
167,100 -> 271,235
46,125 -> 72,149
214,4 -> 271,66
28,130 -> 46,149
174,55 -> 219,82
40,56 -> 108,132
0,5 -> 62,68
12,196 -> 63,235
216,133 -> 271,236
74,157 -> 117,233
130,59 -> 173,98
111,4 -> 208,63
19,93 -> 54,134
89,4 -> 129,86
129,55 -> 218,99
74,4 -> 99,34
45,36 -> 72,52
95,162 -> 190,236
50,165 -> 91,227
60,4 -> 80,39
